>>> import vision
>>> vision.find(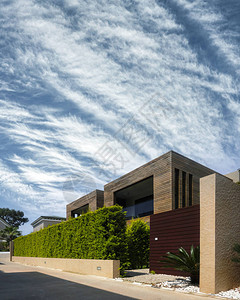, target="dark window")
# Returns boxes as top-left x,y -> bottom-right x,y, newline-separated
175,168 -> 179,209
71,204 -> 89,218
182,171 -> 186,207
189,174 -> 193,206
114,176 -> 153,219
121,196 -> 153,220
135,195 -> 153,218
